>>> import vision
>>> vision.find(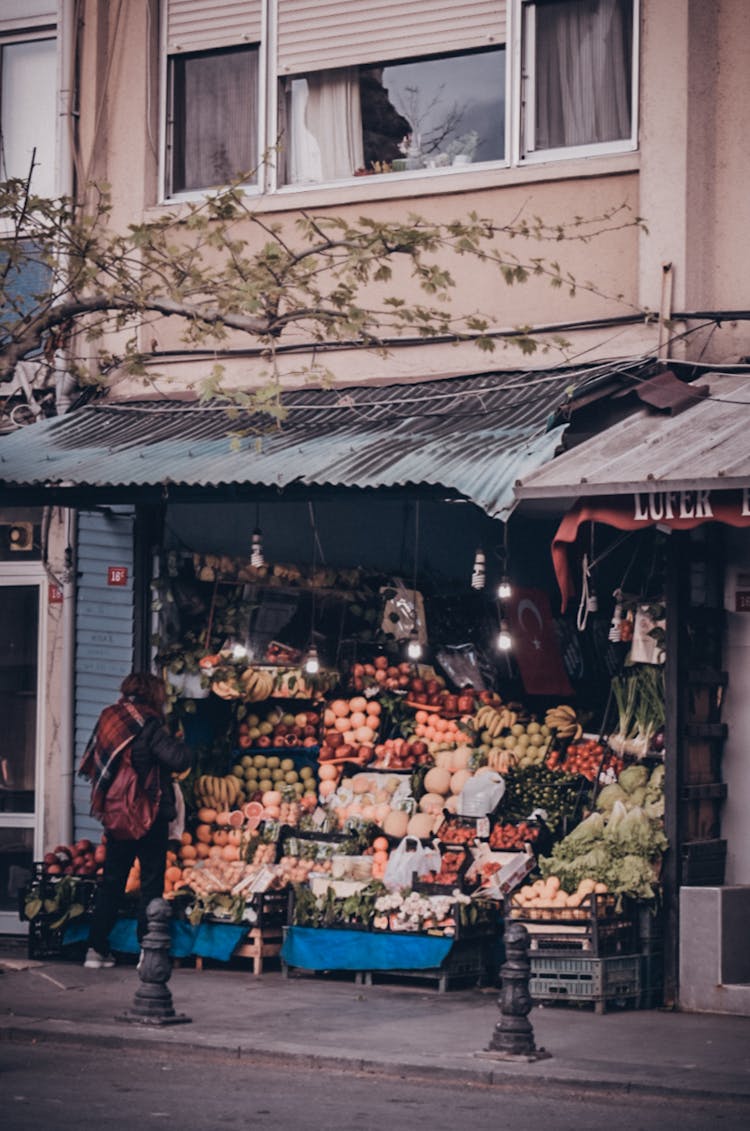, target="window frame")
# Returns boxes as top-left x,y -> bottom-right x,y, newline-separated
159,0 -> 640,202
0,27 -> 58,200
513,0 -> 639,165
272,45 -> 511,193
159,4 -> 270,202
